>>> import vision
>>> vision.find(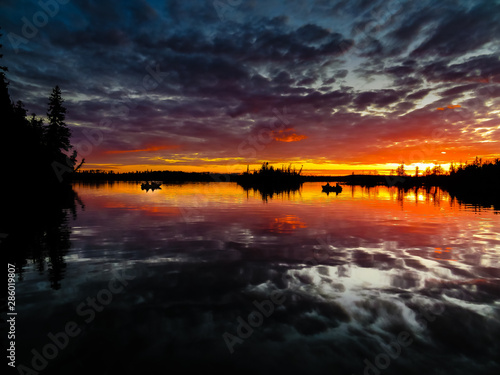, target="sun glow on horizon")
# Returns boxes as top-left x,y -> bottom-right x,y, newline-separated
81,160 -> 481,176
